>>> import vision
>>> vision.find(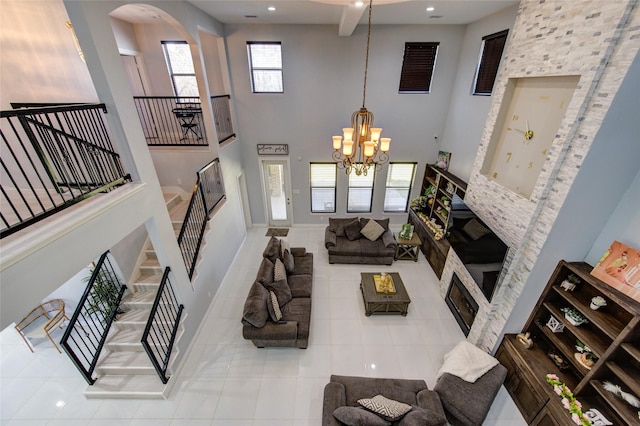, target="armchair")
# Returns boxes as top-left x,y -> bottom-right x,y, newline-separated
14,299 -> 69,353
